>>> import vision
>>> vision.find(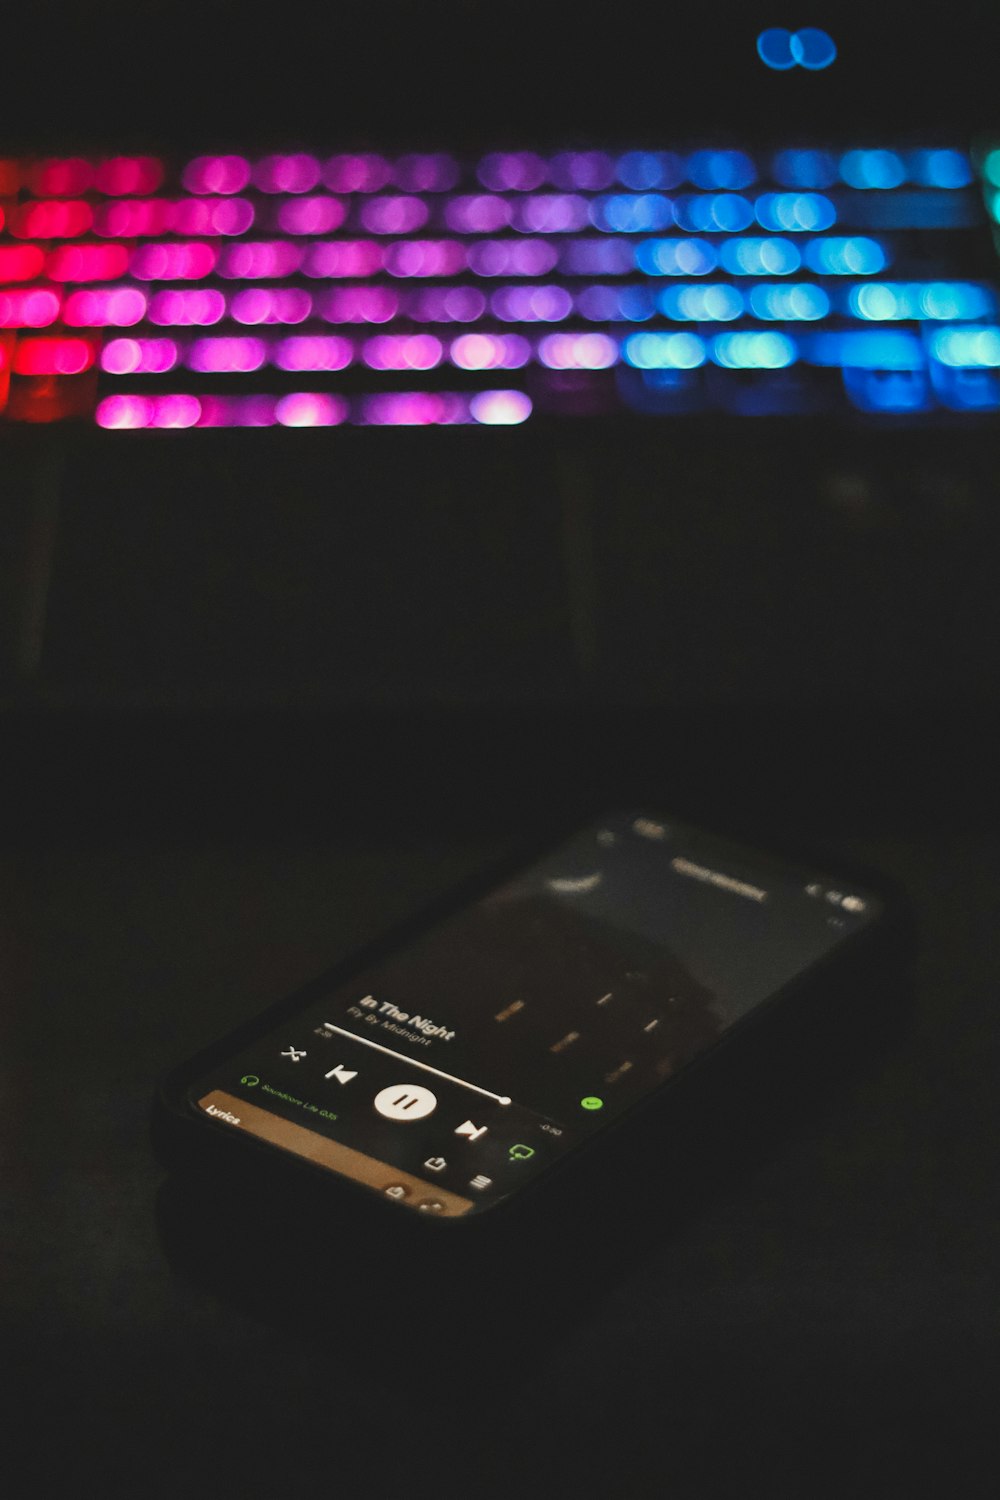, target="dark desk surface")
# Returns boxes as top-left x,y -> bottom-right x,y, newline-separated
5,710 -> 1000,1497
